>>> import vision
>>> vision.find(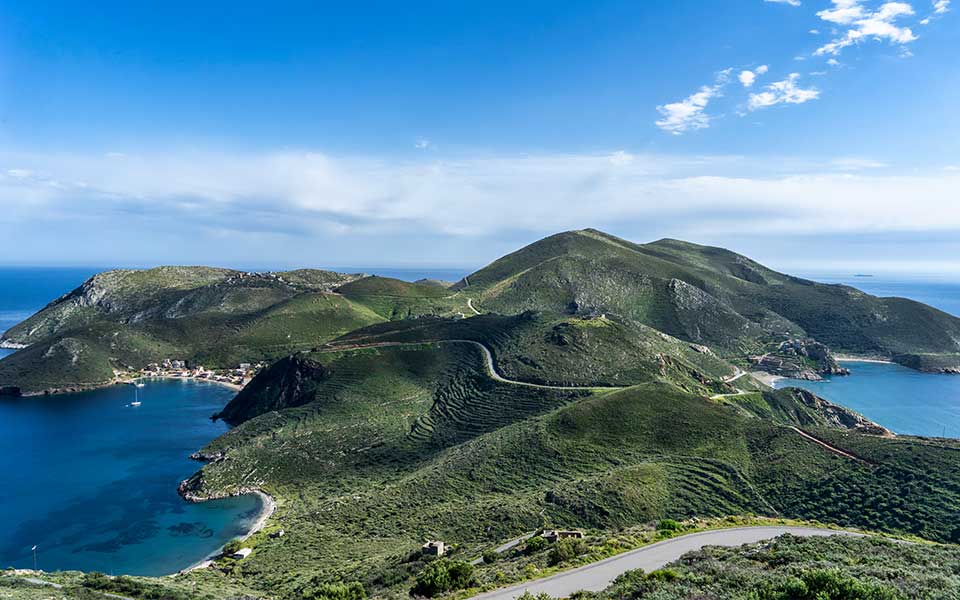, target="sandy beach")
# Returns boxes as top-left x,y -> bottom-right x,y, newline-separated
134,375 -> 245,392
178,490 -> 276,575
834,355 -> 895,364
749,371 -> 785,387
